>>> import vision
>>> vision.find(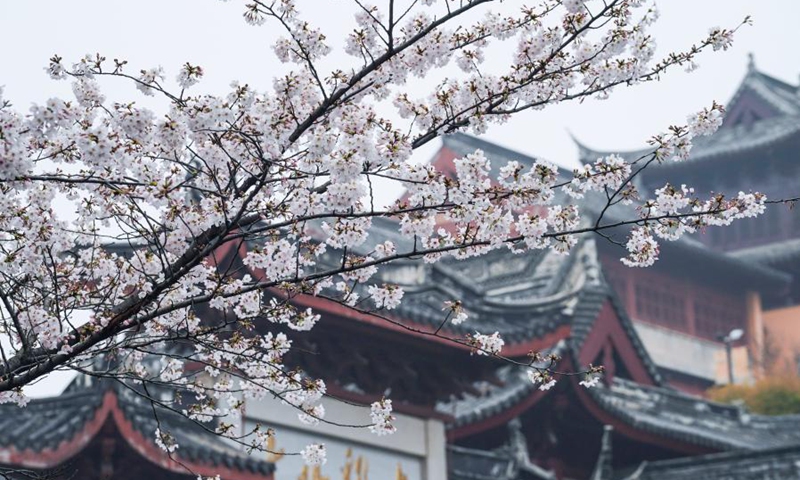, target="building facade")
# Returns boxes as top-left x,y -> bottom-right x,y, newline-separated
576,59 -> 800,379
